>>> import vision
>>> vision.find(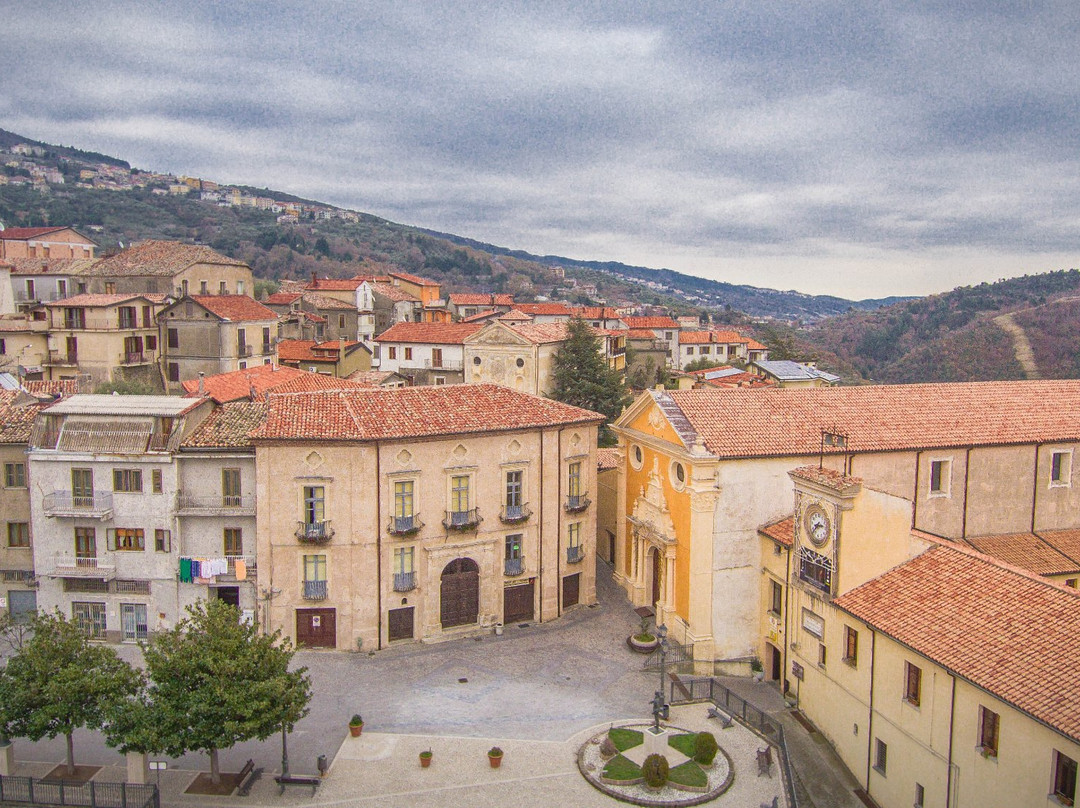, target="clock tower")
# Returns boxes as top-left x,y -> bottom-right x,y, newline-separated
790,466 -> 862,600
